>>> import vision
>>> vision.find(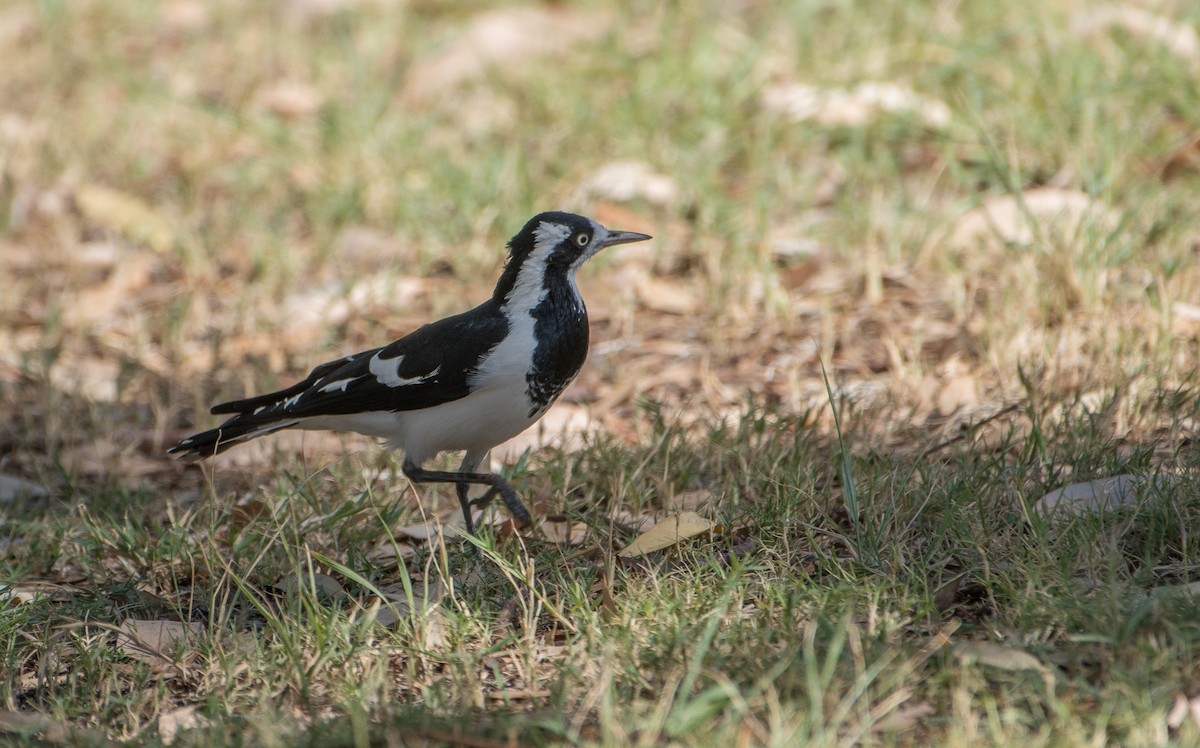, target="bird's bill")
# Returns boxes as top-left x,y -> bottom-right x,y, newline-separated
598,229 -> 653,248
